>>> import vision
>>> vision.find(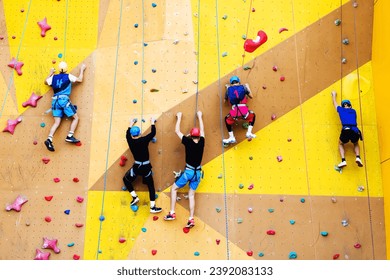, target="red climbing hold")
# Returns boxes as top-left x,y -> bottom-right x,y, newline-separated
183,227 -> 190,234
354,243 -> 362,249
73,177 -> 79,182
42,157 -> 50,164
151,249 -> 157,256
248,184 -> 254,190
246,250 -> 253,256
216,239 -> 221,245
244,30 -> 268,53
119,238 -> 126,243
76,196 -> 84,203
8,57 -> 24,75
73,254 -> 80,260
37,17 -> 51,37
3,117 -> 22,134
45,216 -> 52,223
75,223 -> 84,228
267,230 -> 276,235
22,92 -> 42,108
45,196 -> 53,201
53,177 -> 60,183
153,216 -> 159,221
333,253 -> 340,260
119,155 -> 128,166
279,27 -> 289,33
